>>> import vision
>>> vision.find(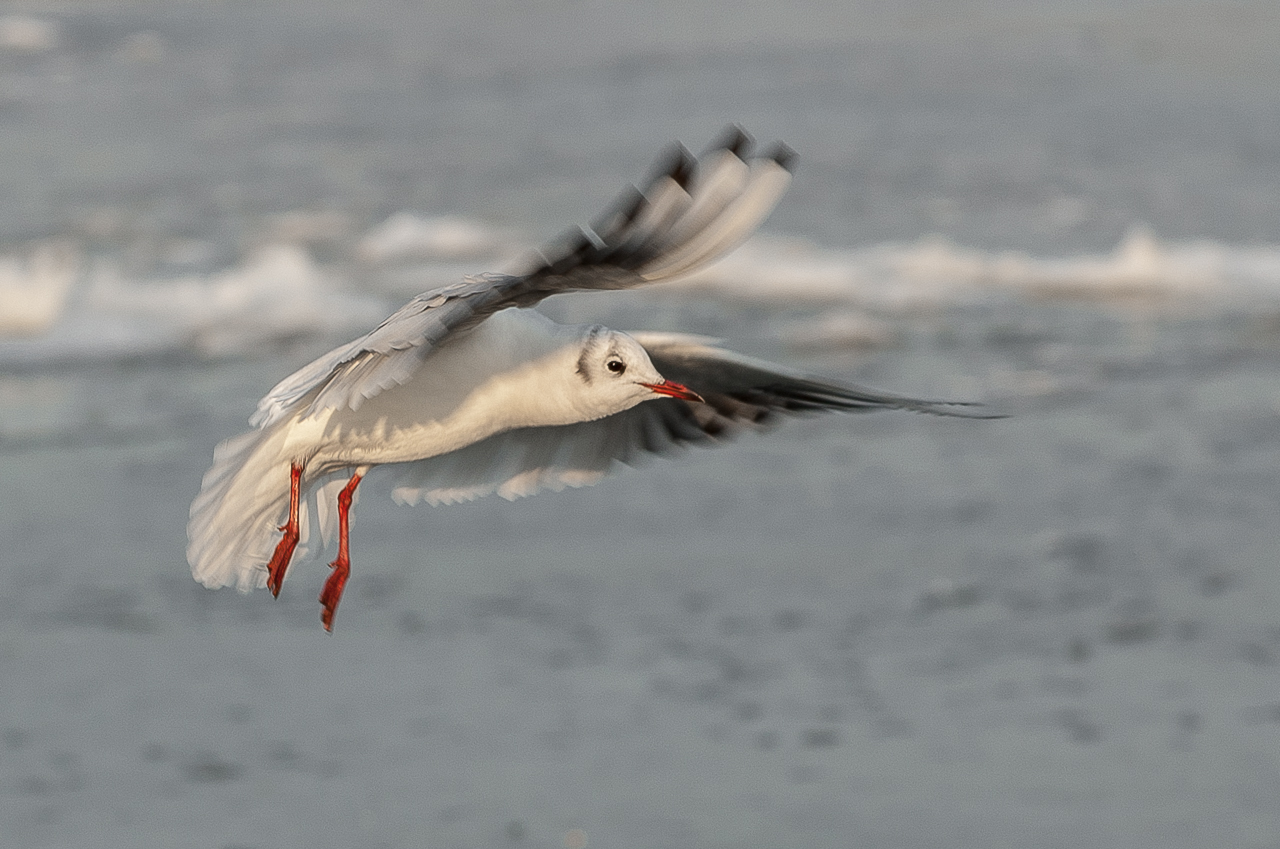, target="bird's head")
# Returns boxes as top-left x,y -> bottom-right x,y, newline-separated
572,326 -> 702,416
